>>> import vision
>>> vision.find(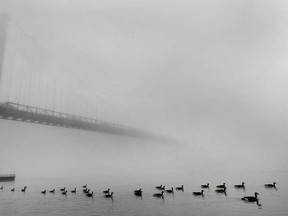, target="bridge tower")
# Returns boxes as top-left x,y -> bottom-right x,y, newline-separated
0,14 -> 9,81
